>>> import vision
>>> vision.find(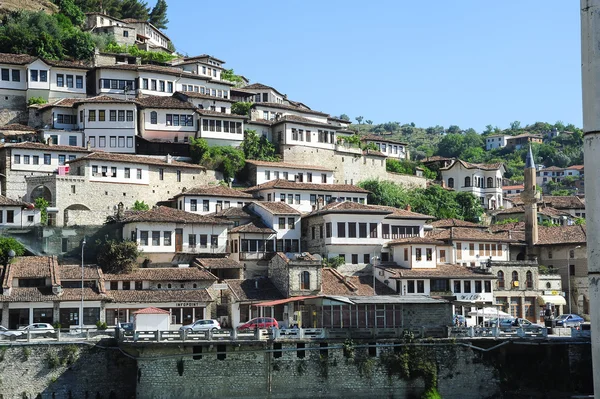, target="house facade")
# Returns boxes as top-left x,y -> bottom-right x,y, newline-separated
172,185 -> 254,215
244,160 -> 334,187
360,134 -> 409,160
485,134 -> 511,151
440,159 -> 505,210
